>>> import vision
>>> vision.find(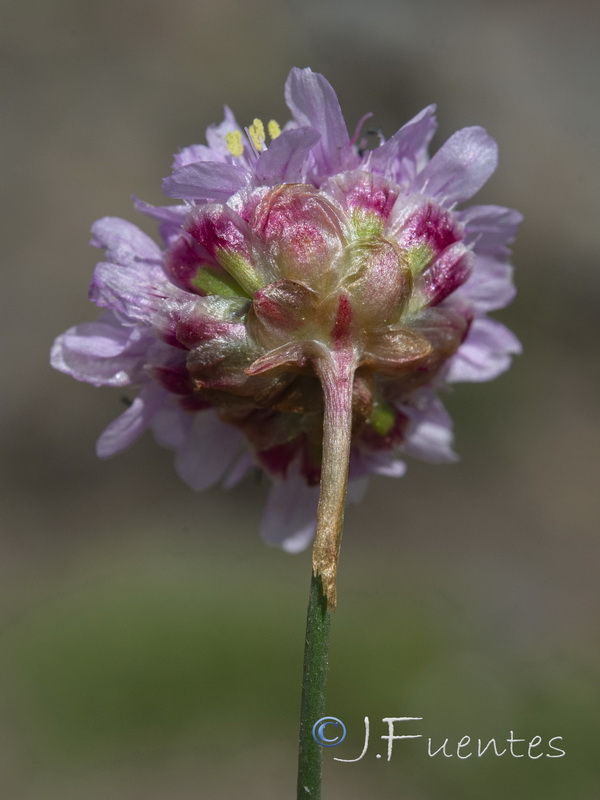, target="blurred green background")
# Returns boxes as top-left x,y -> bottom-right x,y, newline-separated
2,0 -> 599,797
